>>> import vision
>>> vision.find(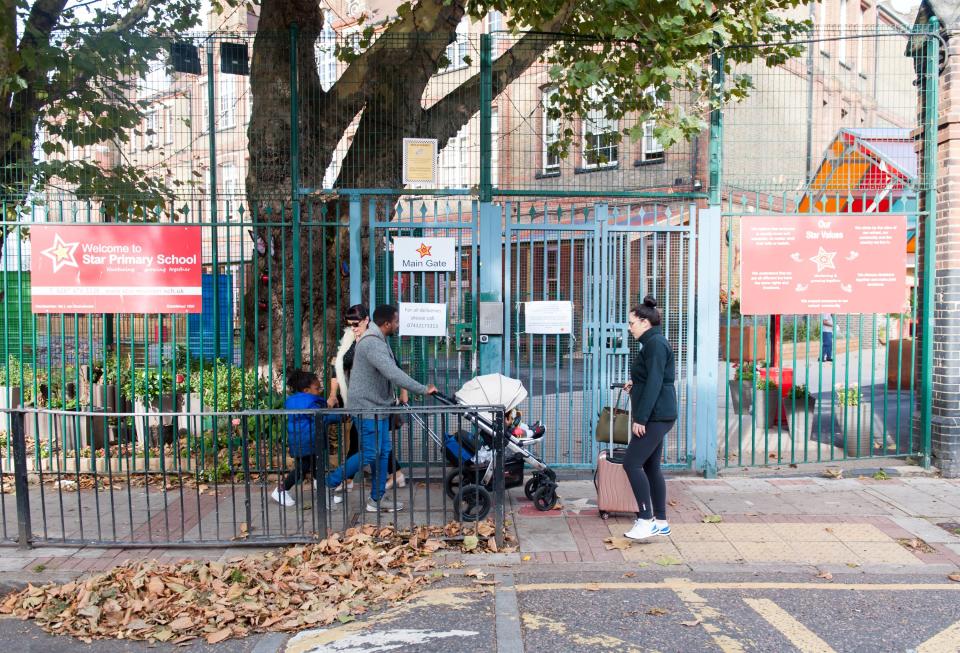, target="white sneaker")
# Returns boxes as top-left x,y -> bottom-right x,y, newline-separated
655,520 -> 671,536
366,498 -> 404,513
624,518 -> 657,541
333,479 -> 354,492
311,480 -> 343,506
271,488 -> 295,507
385,471 -> 407,490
